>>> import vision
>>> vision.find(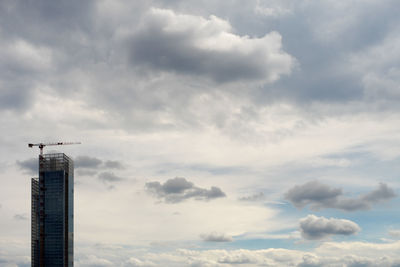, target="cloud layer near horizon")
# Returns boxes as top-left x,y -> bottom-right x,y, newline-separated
74,240 -> 400,266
